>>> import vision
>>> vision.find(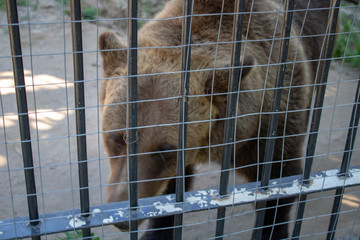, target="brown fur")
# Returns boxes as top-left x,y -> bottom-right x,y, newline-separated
99,0 -> 334,239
